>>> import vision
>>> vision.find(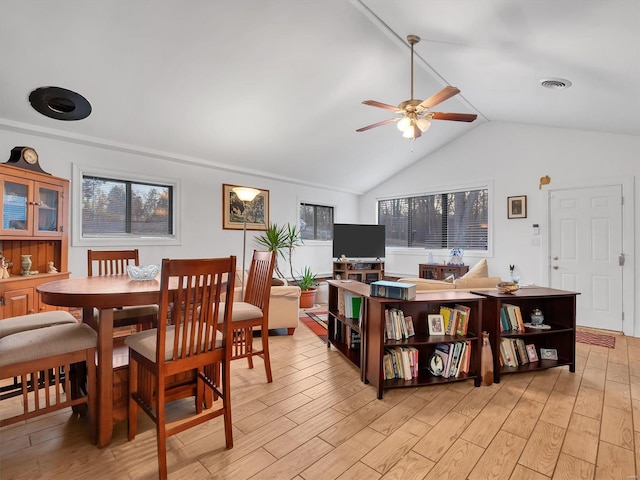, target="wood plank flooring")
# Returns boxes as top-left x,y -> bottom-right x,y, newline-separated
1,323 -> 639,479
